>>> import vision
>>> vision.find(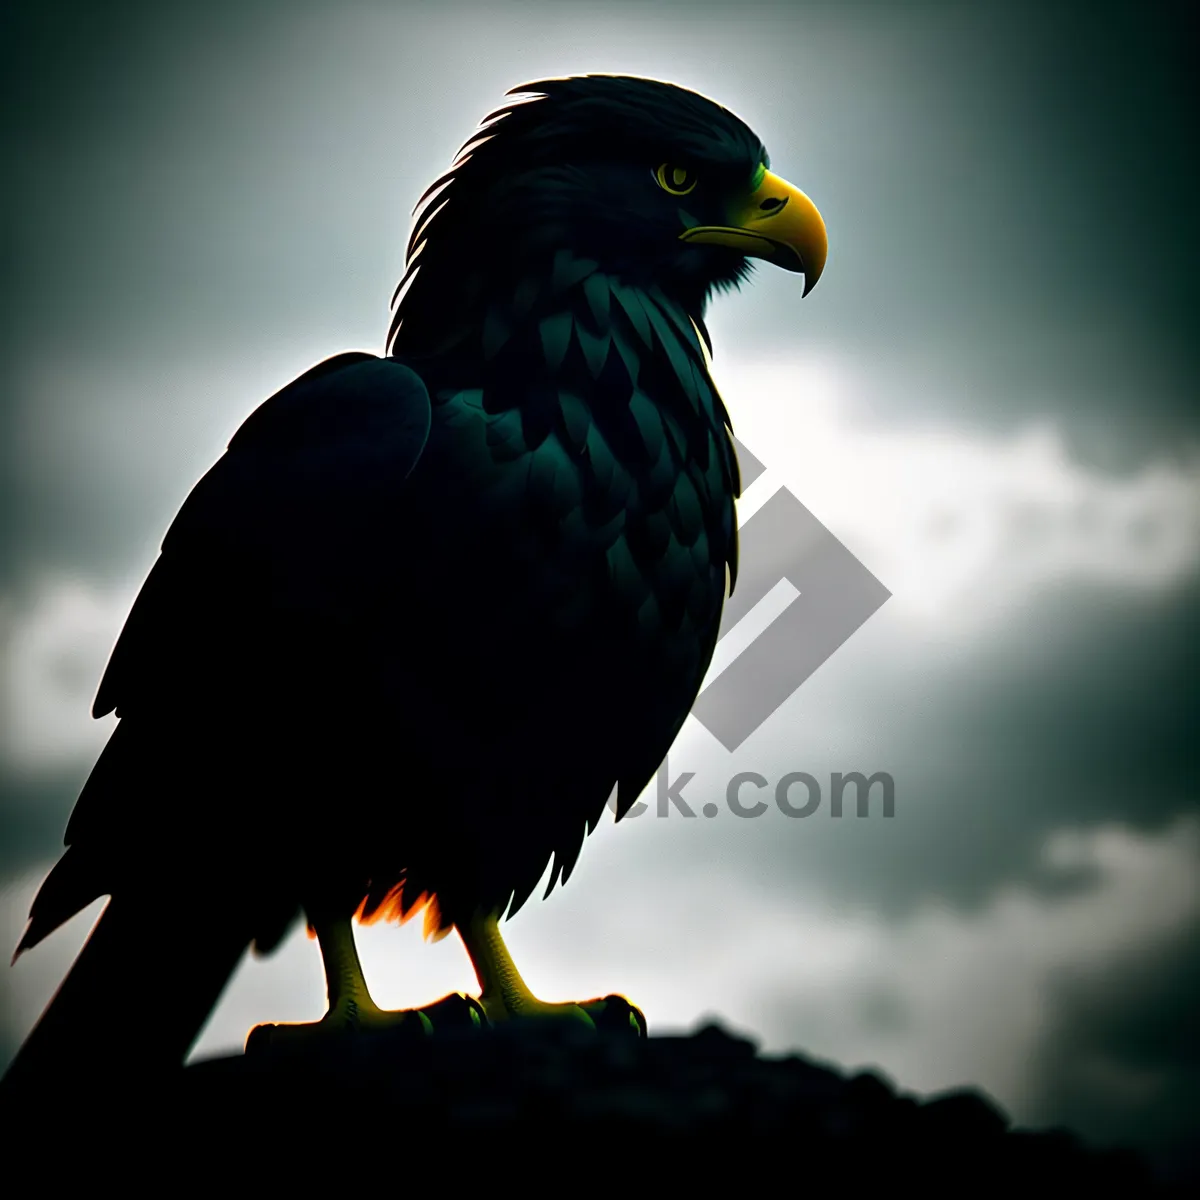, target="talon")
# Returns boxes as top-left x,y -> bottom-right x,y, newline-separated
414,991 -> 490,1030
457,910 -> 645,1035
580,994 -> 647,1037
